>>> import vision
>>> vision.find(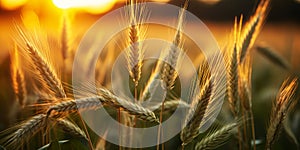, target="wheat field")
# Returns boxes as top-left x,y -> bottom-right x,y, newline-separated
0,0 -> 299,150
